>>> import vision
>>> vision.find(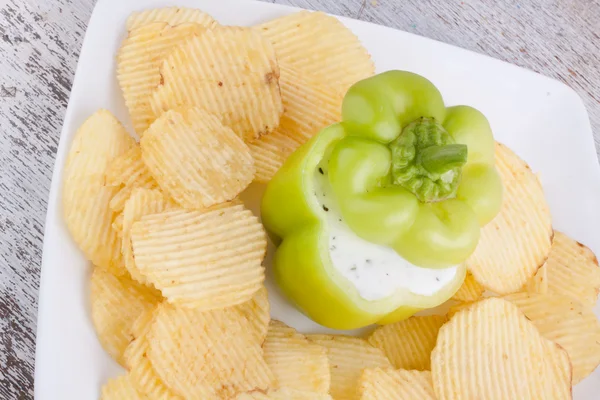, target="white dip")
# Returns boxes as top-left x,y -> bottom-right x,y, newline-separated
314,165 -> 458,301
